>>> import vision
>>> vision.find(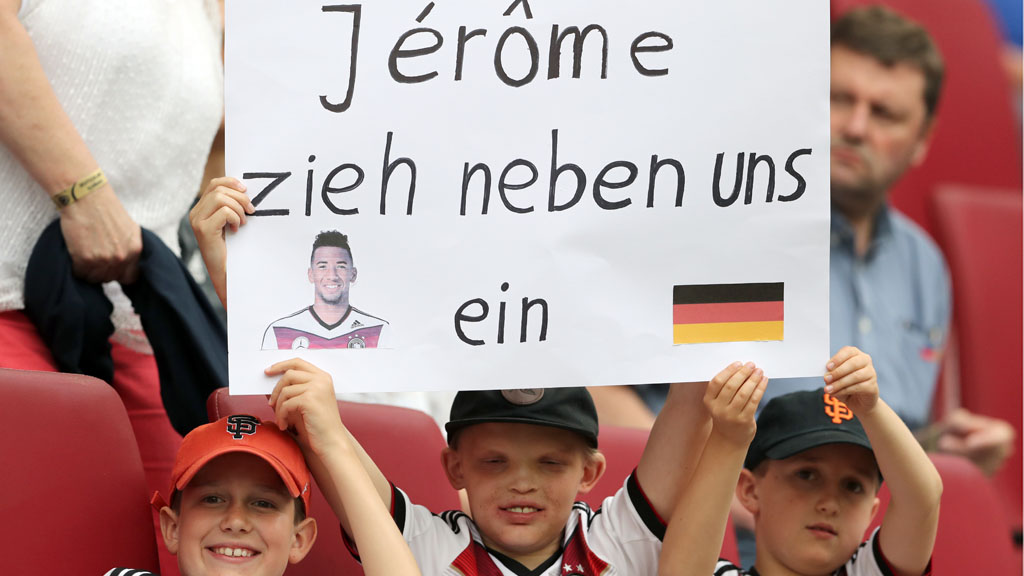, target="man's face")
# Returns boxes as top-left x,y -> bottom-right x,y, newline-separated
742,444 -> 880,575
308,246 -> 356,306
162,453 -> 315,576
830,45 -> 933,218
443,423 -> 603,567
